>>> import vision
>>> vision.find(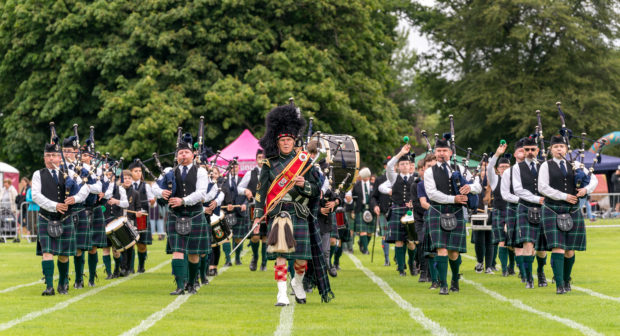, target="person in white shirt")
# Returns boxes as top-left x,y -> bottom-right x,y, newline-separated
539,135 -> 598,295
127,161 -> 155,273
